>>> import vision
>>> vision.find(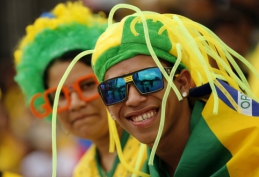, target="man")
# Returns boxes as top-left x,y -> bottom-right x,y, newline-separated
91,5 -> 259,177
